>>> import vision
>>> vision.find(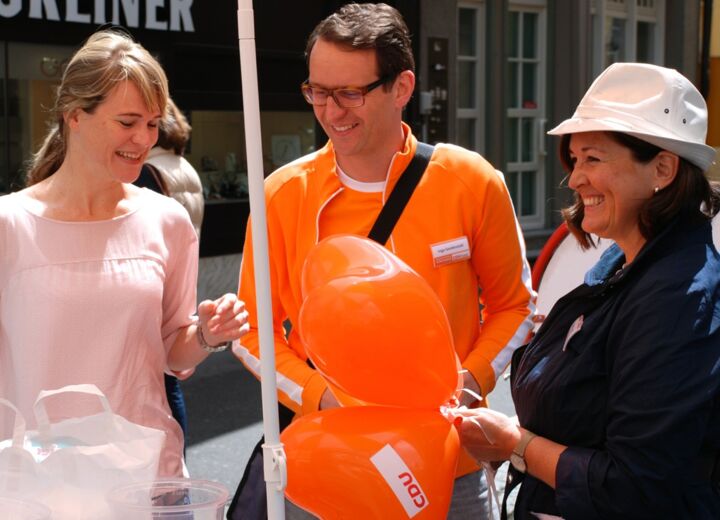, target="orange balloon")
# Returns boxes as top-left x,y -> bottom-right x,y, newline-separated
301,234 -> 395,299
452,356 -> 465,405
298,237 -> 458,409
281,406 -> 459,519
327,381 -> 369,408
